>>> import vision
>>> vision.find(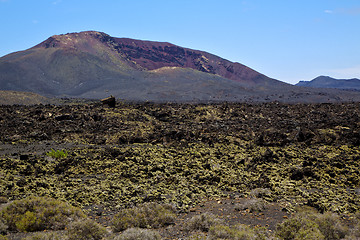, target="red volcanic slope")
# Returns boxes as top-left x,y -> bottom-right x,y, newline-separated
34,31 -> 286,87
